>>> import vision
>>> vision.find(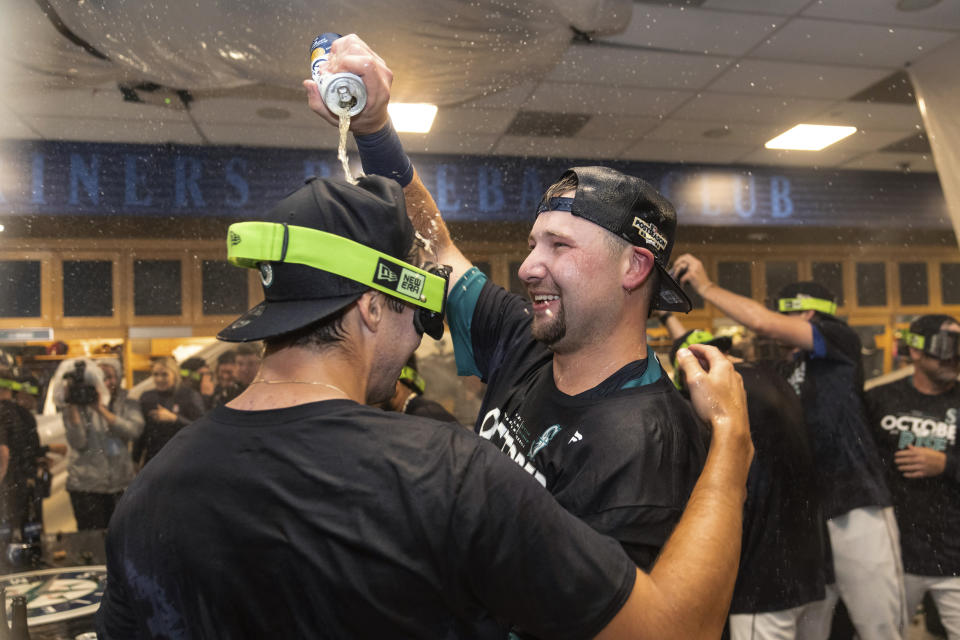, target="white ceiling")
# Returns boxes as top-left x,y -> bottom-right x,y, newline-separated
2,0 -> 959,174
